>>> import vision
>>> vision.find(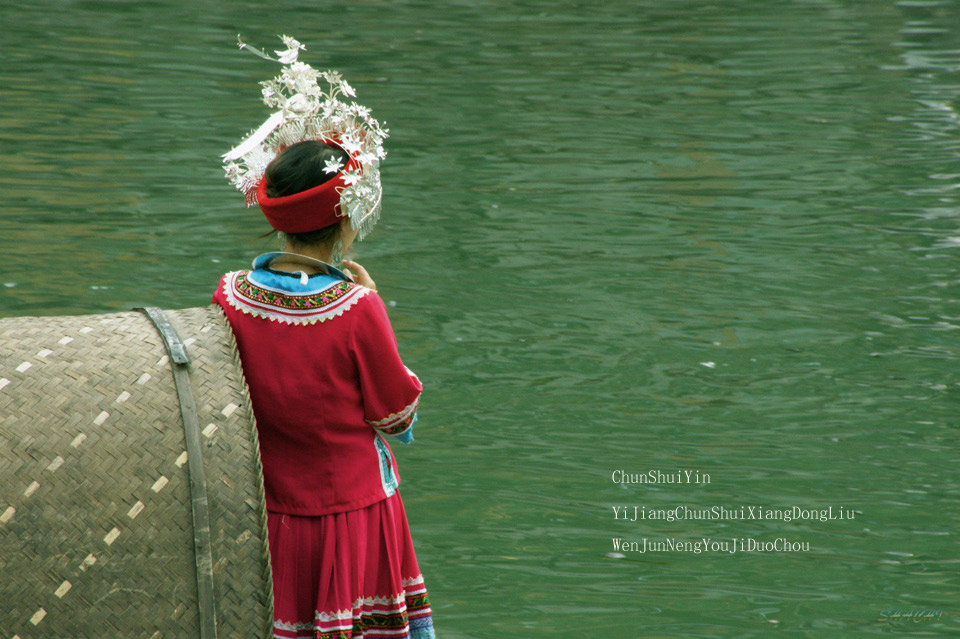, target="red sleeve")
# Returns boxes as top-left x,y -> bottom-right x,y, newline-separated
350,291 -> 422,435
